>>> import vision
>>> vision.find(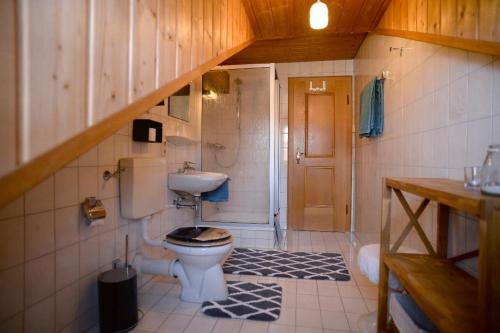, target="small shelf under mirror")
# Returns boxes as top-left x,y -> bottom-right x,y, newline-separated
165,135 -> 198,146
